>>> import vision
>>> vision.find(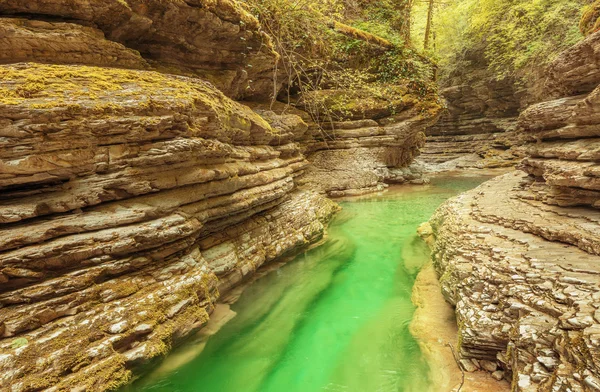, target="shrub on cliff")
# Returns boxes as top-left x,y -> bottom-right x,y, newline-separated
241,0 -> 440,123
